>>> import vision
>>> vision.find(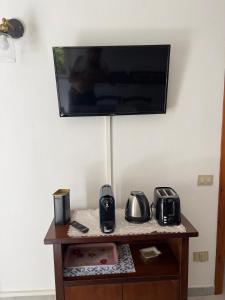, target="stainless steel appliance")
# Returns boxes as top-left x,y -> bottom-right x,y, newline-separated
125,191 -> 151,223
